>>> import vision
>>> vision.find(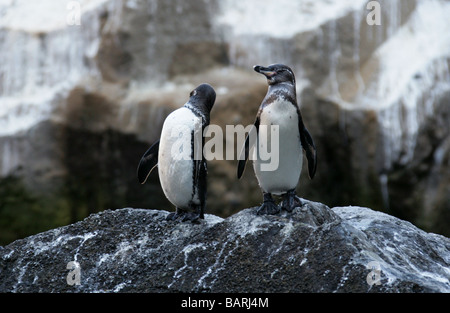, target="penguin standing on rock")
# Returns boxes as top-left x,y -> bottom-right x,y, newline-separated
137,83 -> 216,222
238,64 -> 317,215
